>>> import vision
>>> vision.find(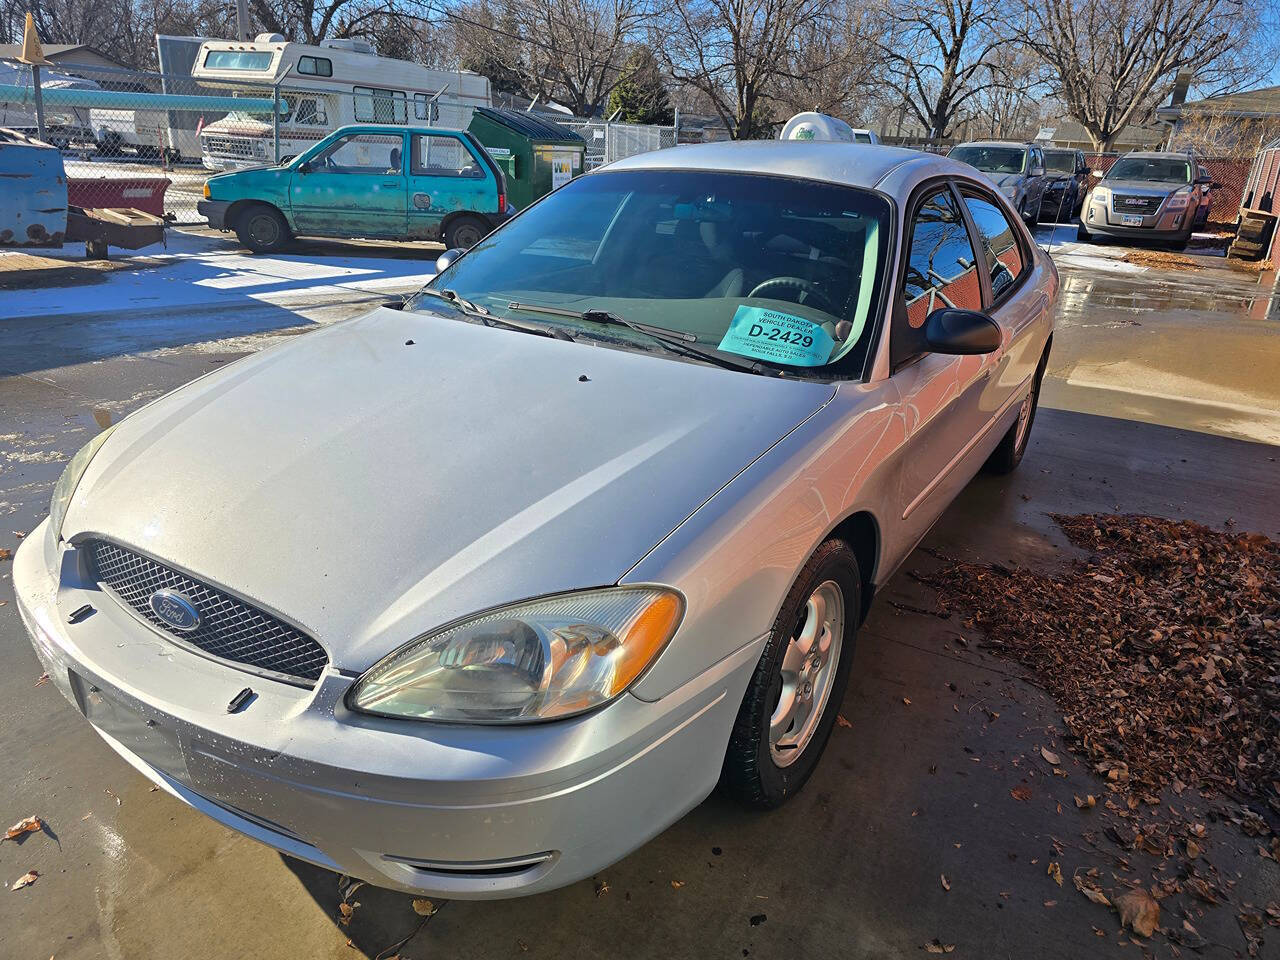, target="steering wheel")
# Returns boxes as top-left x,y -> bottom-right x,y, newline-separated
747,277 -> 838,316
